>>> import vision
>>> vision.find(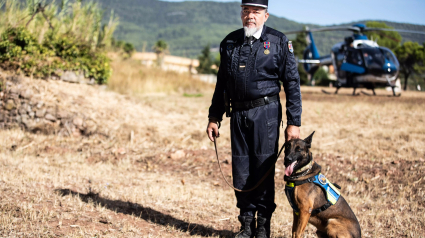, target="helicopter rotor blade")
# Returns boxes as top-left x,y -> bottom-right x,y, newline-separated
310,26 -> 361,33
284,30 -> 310,35
285,27 -> 425,35
363,28 -> 425,35
284,26 -> 361,35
